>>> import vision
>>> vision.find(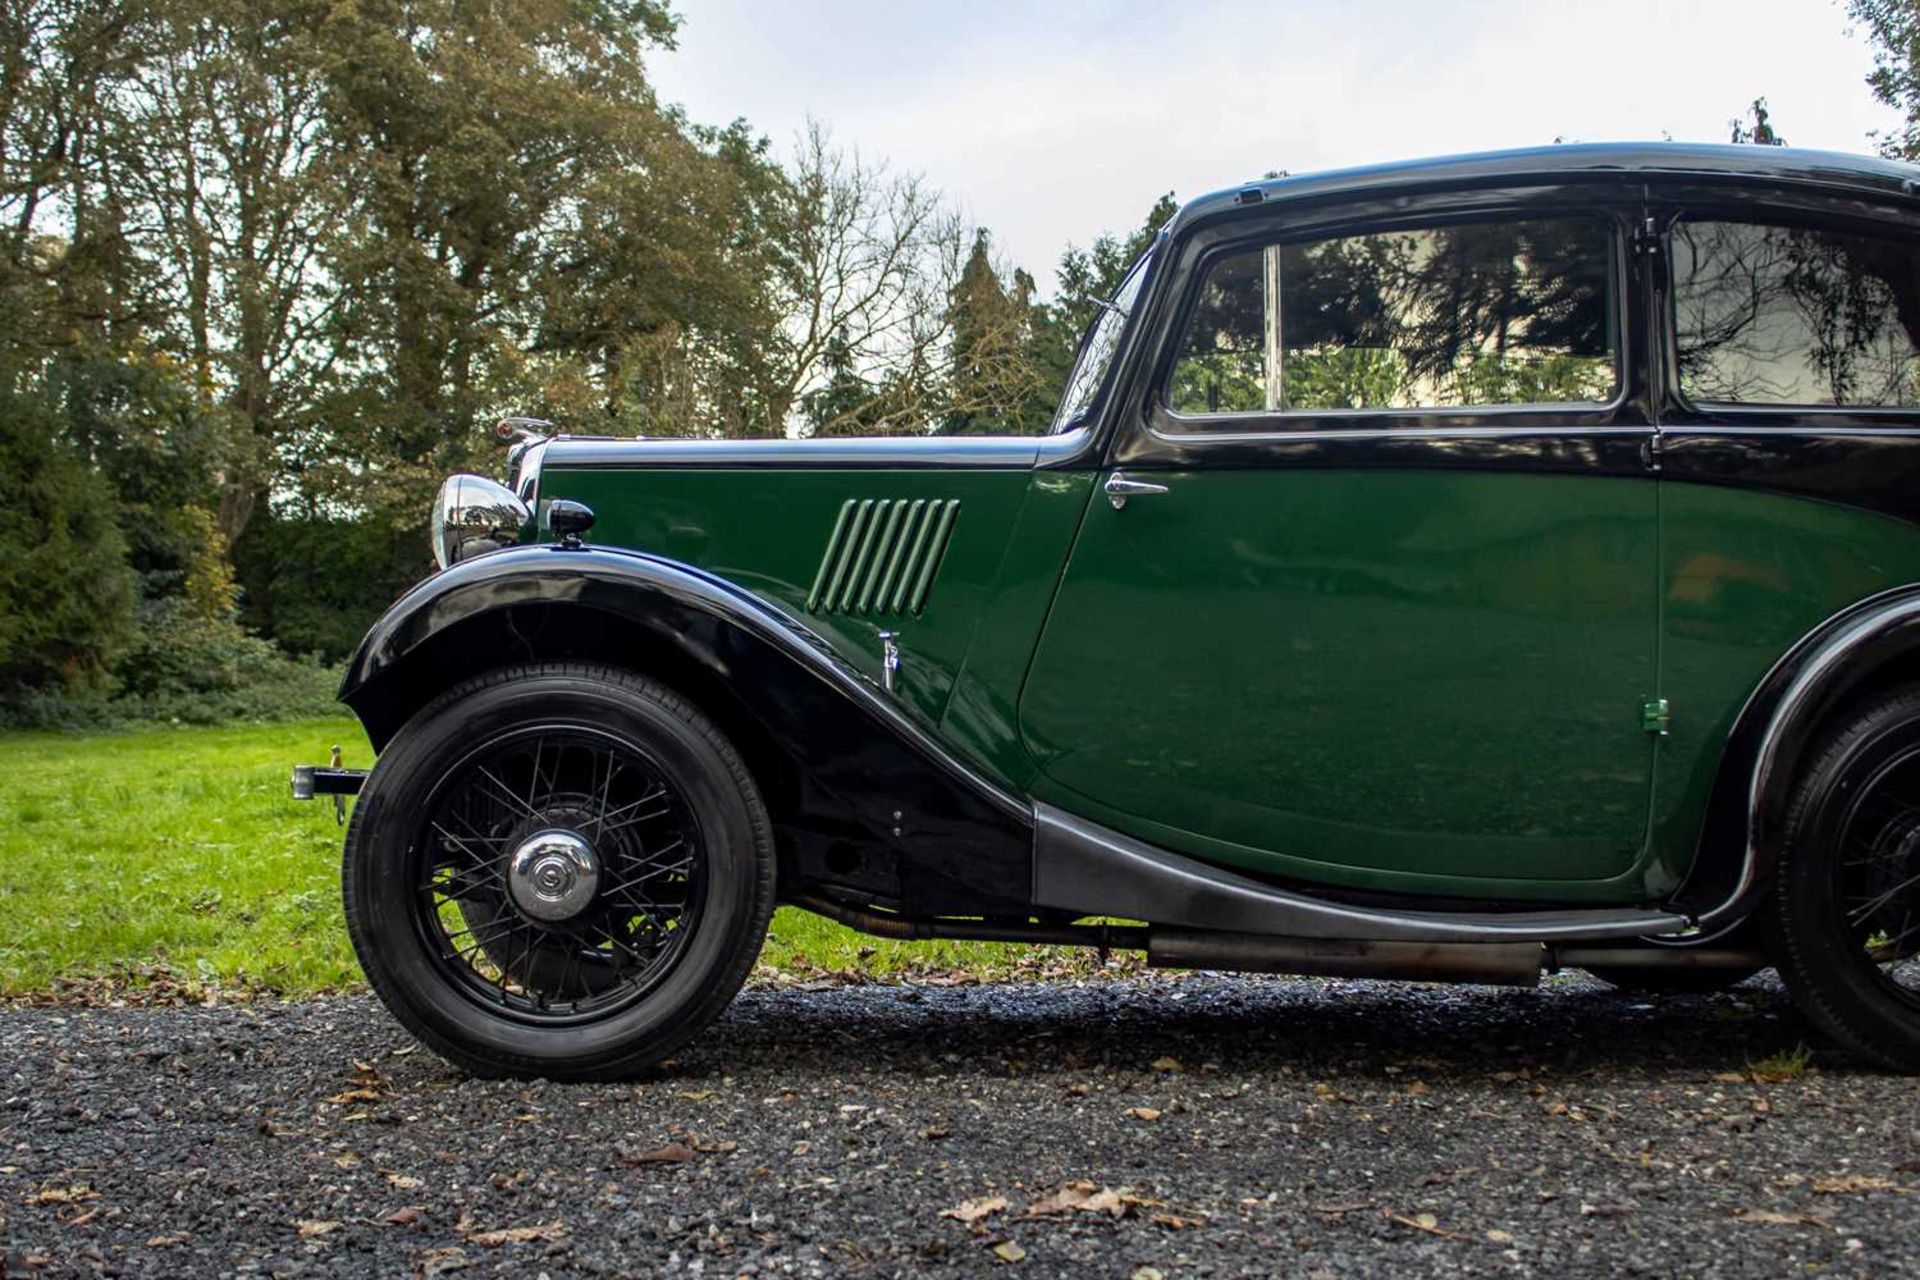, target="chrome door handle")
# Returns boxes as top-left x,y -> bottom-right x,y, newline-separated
1104,470 -> 1170,510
